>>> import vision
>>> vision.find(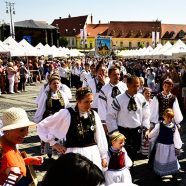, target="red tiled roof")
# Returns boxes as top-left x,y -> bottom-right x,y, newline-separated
76,24 -> 109,37
51,15 -> 88,36
101,21 -> 161,38
161,24 -> 186,40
